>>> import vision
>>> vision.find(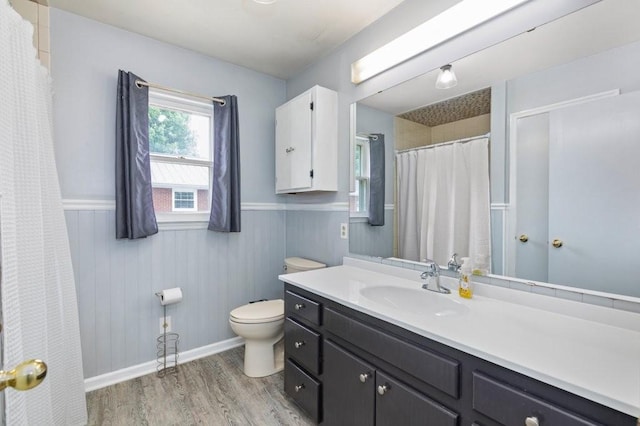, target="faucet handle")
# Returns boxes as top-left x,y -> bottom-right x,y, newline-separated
447,253 -> 461,272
